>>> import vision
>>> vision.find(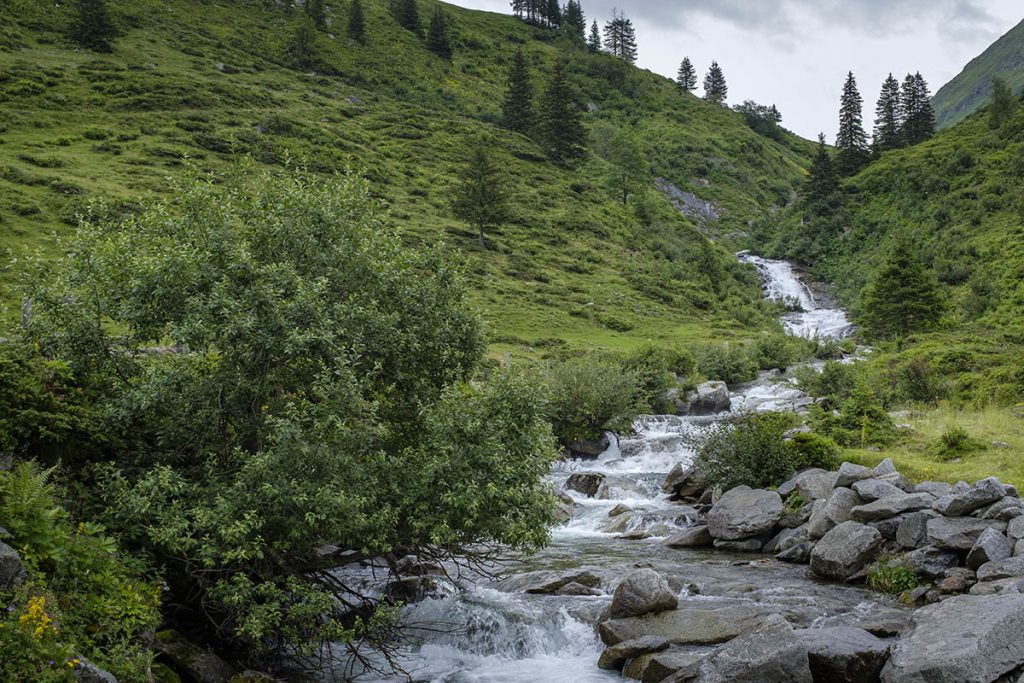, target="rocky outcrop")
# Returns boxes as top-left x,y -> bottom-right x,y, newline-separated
707,486 -> 782,541
664,525 -> 713,548
610,569 -> 678,619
